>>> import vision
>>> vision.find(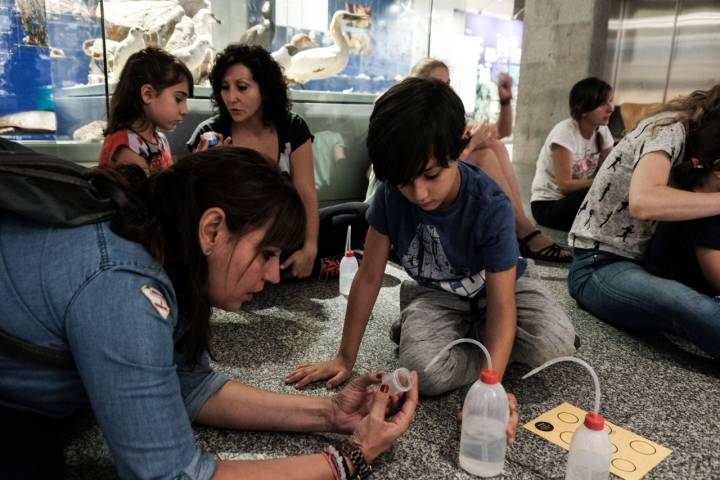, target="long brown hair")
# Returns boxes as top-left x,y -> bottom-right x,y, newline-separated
105,47 -> 194,135
650,84 -> 720,132
672,109 -> 720,190
110,147 -> 306,362
409,58 -> 448,80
